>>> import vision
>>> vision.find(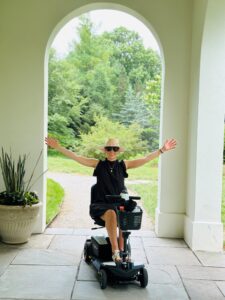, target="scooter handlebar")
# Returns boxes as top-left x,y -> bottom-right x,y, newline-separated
105,195 -> 141,201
